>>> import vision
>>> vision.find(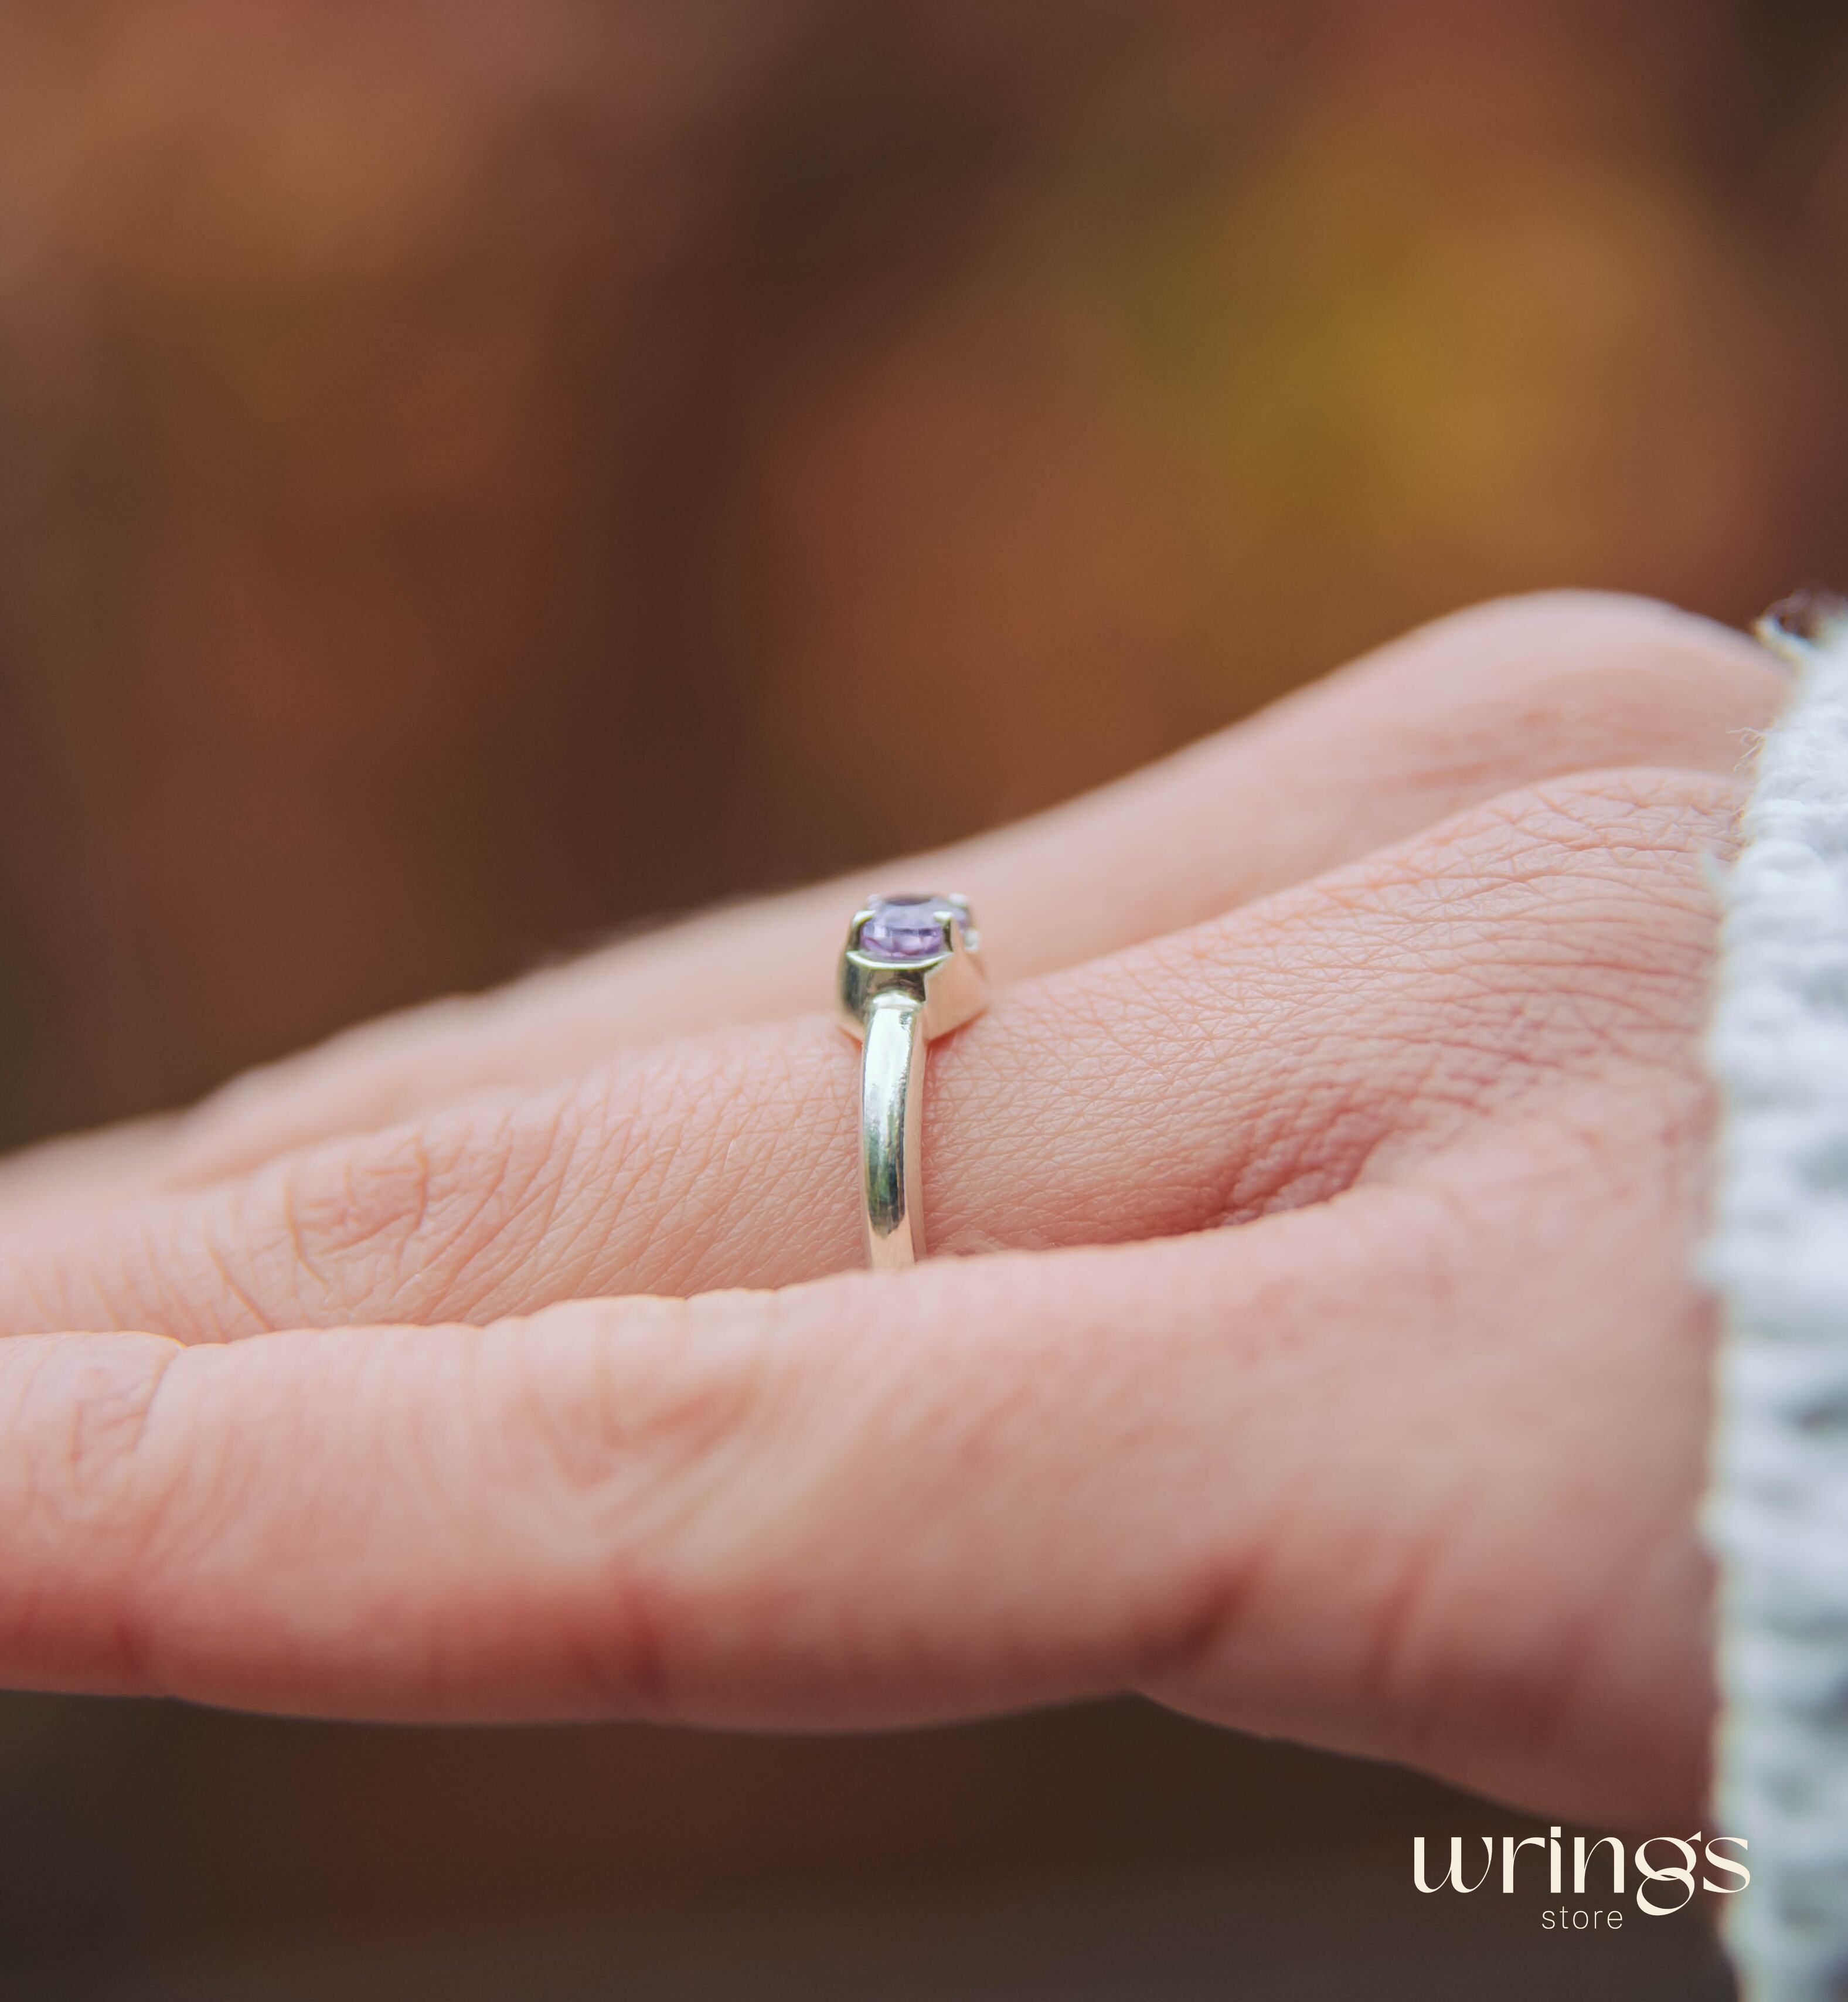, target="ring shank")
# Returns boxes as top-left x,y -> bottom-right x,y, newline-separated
859,991 -> 927,1269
